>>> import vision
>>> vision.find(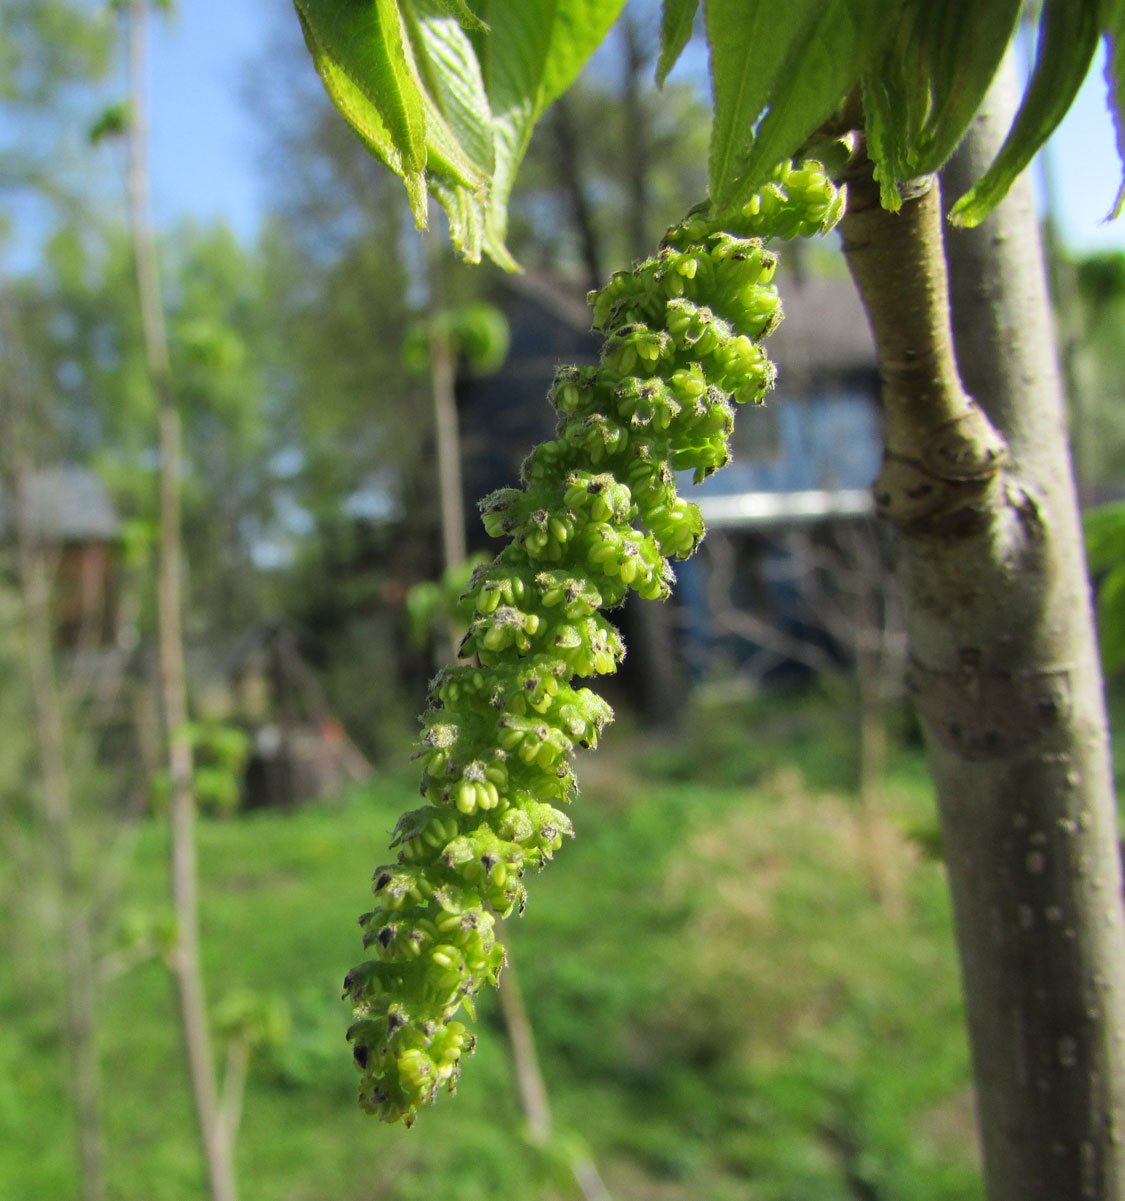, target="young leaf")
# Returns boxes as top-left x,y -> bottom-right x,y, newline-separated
949,0 -> 1101,227
907,0 -> 1021,173
472,0 -> 626,256
297,9 -> 429,224
295,0 -> 427,180
657,0 -> 699,86
538,0 -> 631,112
427,0 -> 487,29
863,0 -> 1021,210
406,0 -> 494,176
705,0 -> 896,217
724,0 -> 898,214
704,0 -> 813,209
